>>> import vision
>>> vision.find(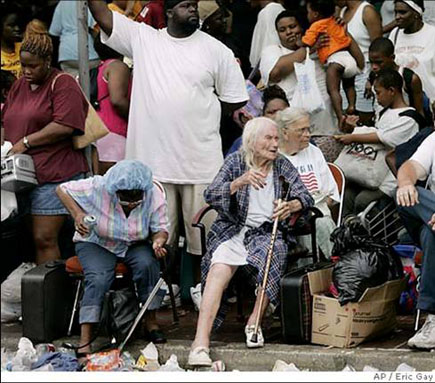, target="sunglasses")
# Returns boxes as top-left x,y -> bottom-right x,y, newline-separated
118,199 -> 143,207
